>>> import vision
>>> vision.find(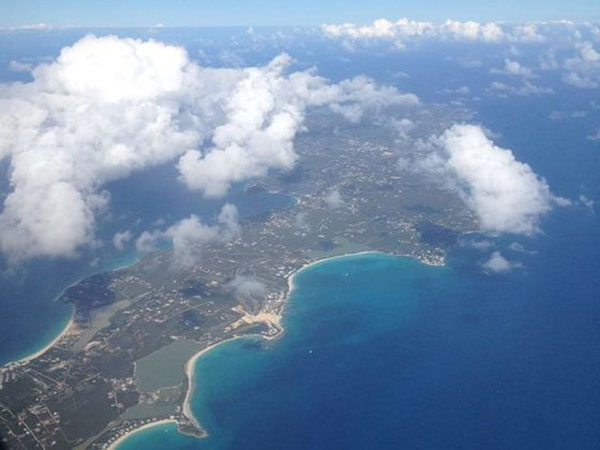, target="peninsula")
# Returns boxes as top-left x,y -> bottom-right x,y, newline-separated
0,107 -> 475,450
